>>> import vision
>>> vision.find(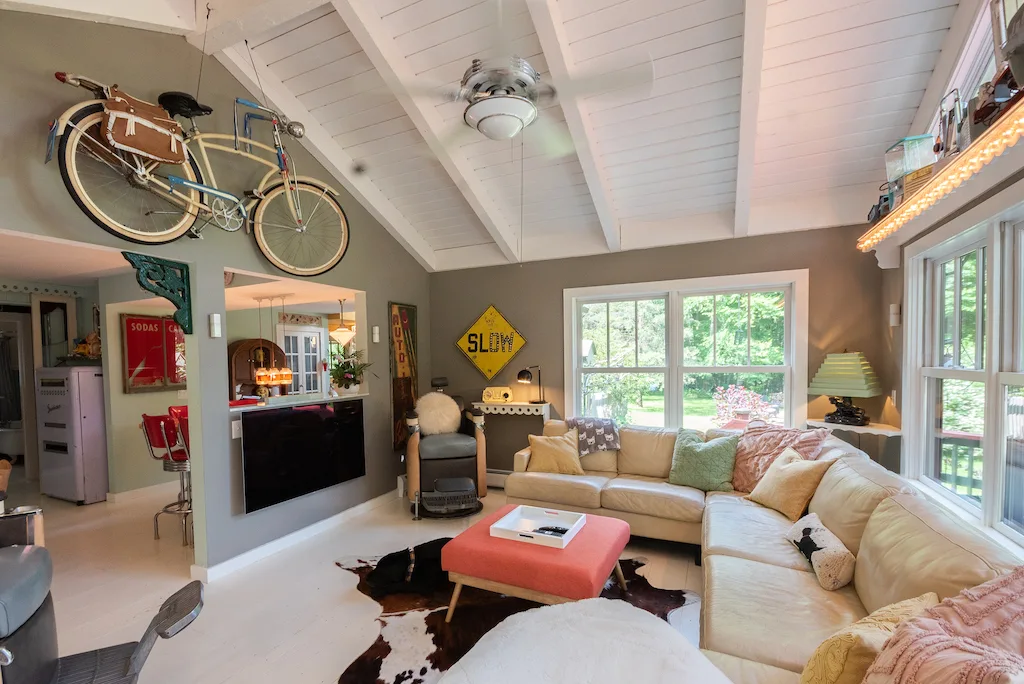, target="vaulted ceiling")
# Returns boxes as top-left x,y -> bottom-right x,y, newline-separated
7,0 -> 979,271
